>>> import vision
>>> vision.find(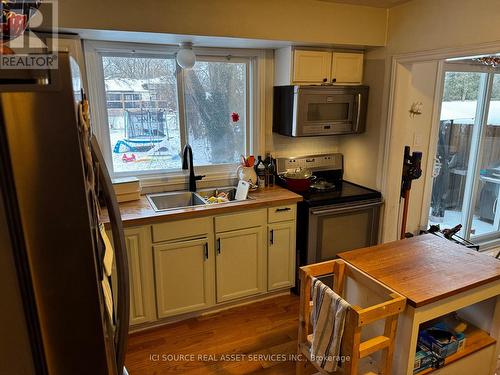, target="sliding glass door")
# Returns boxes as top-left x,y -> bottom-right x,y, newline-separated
471,73 -> 500,239
429,67 -> 500,246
